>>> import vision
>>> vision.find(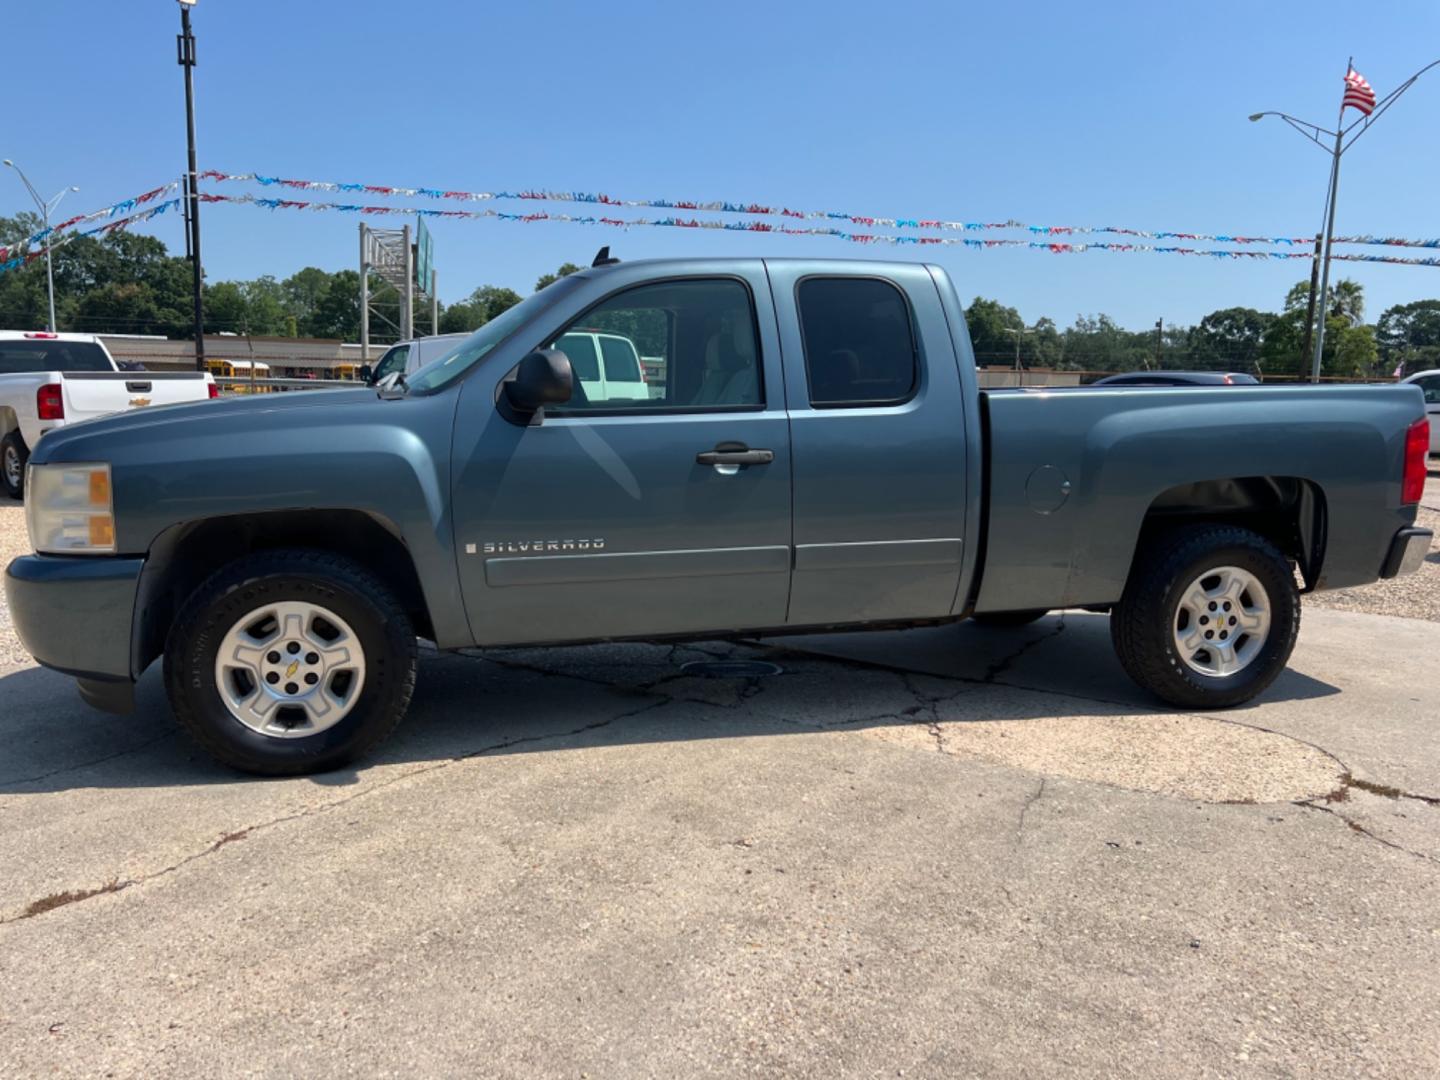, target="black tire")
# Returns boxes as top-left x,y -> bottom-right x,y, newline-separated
1111,524 -> 1299,710
164,549 -> 417,775
1,431 -> 28,500
970,609 -> 1049,628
